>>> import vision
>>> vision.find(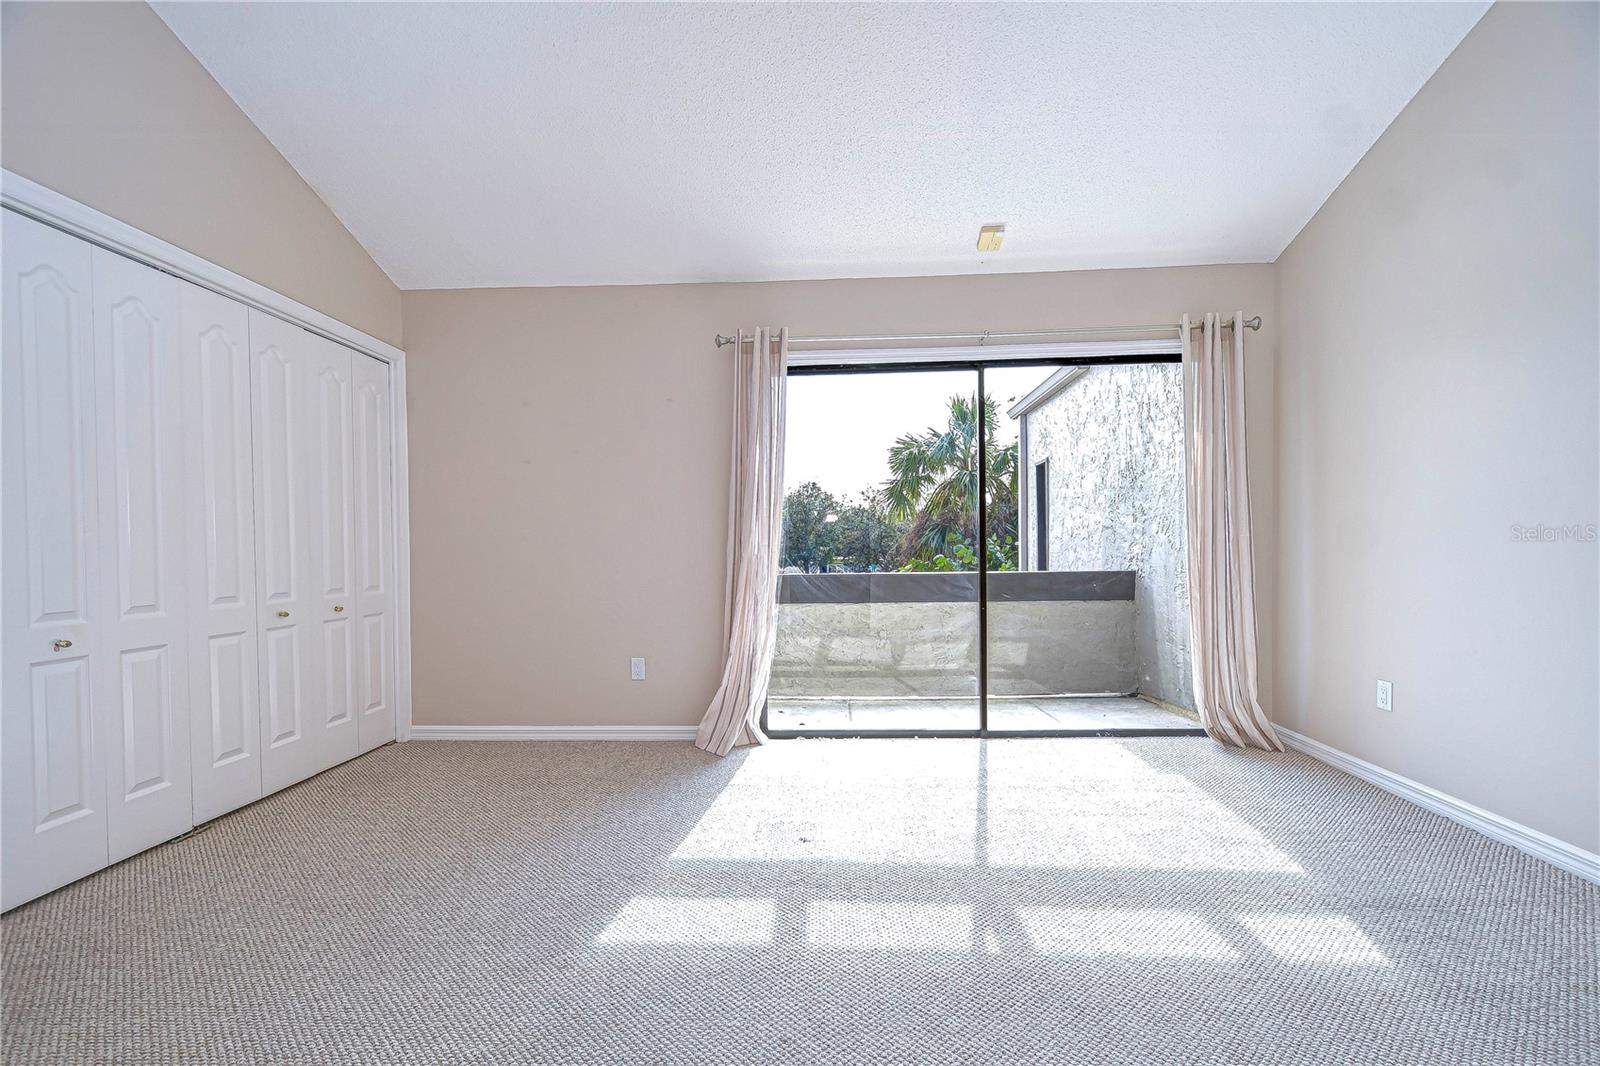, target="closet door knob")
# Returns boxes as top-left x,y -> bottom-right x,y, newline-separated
52,639 -> 72,651
277,610 -> 290,618
332,605 -> 344,613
